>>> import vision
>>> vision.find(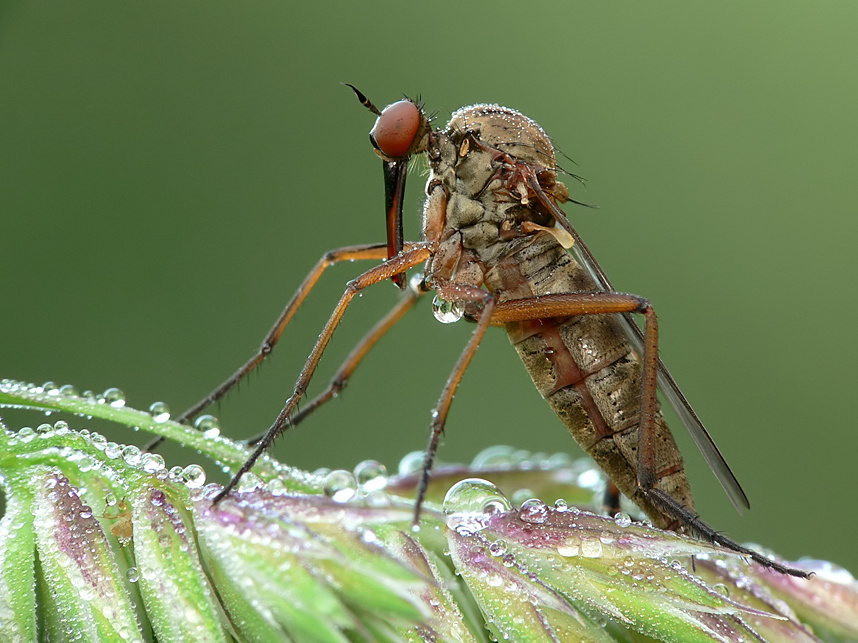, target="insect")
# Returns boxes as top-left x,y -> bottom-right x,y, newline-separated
175,86 -> 808,578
